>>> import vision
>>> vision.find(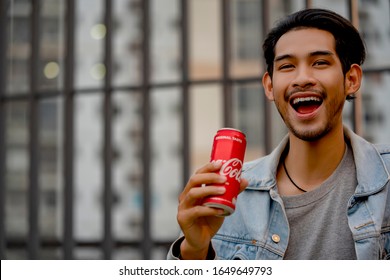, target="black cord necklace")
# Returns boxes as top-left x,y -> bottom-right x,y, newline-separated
283,161 -> 307,193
